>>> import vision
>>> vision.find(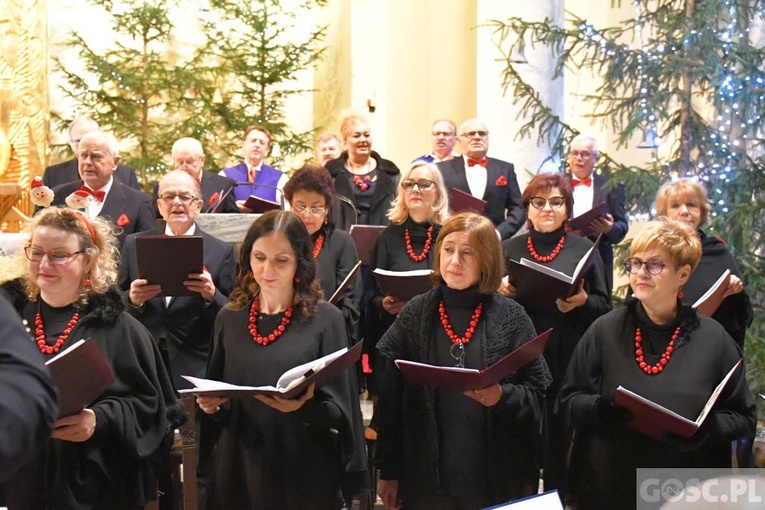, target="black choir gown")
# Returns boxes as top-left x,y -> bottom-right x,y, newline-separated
502,227 -> 611,493
313,225 -> 362,344
558,301 -> 756,509
364,218 -> 441,392
201,301 -> 368,510
680,228 -> 753,348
